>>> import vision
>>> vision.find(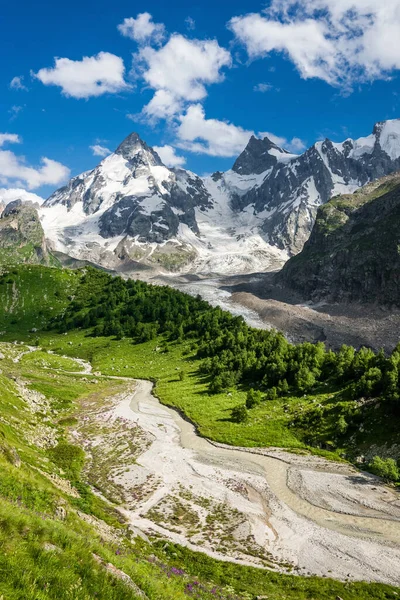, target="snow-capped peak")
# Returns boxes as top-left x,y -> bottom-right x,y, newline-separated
114,132 -> 163,166
39,118 -> 400,276
232,134 -> 293,175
